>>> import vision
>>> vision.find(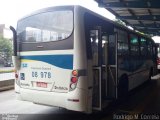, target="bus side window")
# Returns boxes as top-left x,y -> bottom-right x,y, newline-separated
90,30 -> 99,66
102,35 -> 108,65
140,38 -> 148,59
129,34 -> 140,71
116,29 -> 129,71
147,40 -> 153,59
